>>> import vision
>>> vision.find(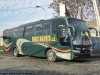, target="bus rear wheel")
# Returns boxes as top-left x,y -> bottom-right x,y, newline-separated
46,49 -> 56,62
13,48 -> 19,57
